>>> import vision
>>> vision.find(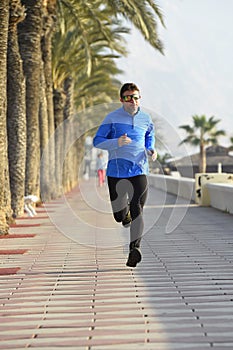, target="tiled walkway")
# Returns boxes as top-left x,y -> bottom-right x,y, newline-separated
1,178 -> 233,349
